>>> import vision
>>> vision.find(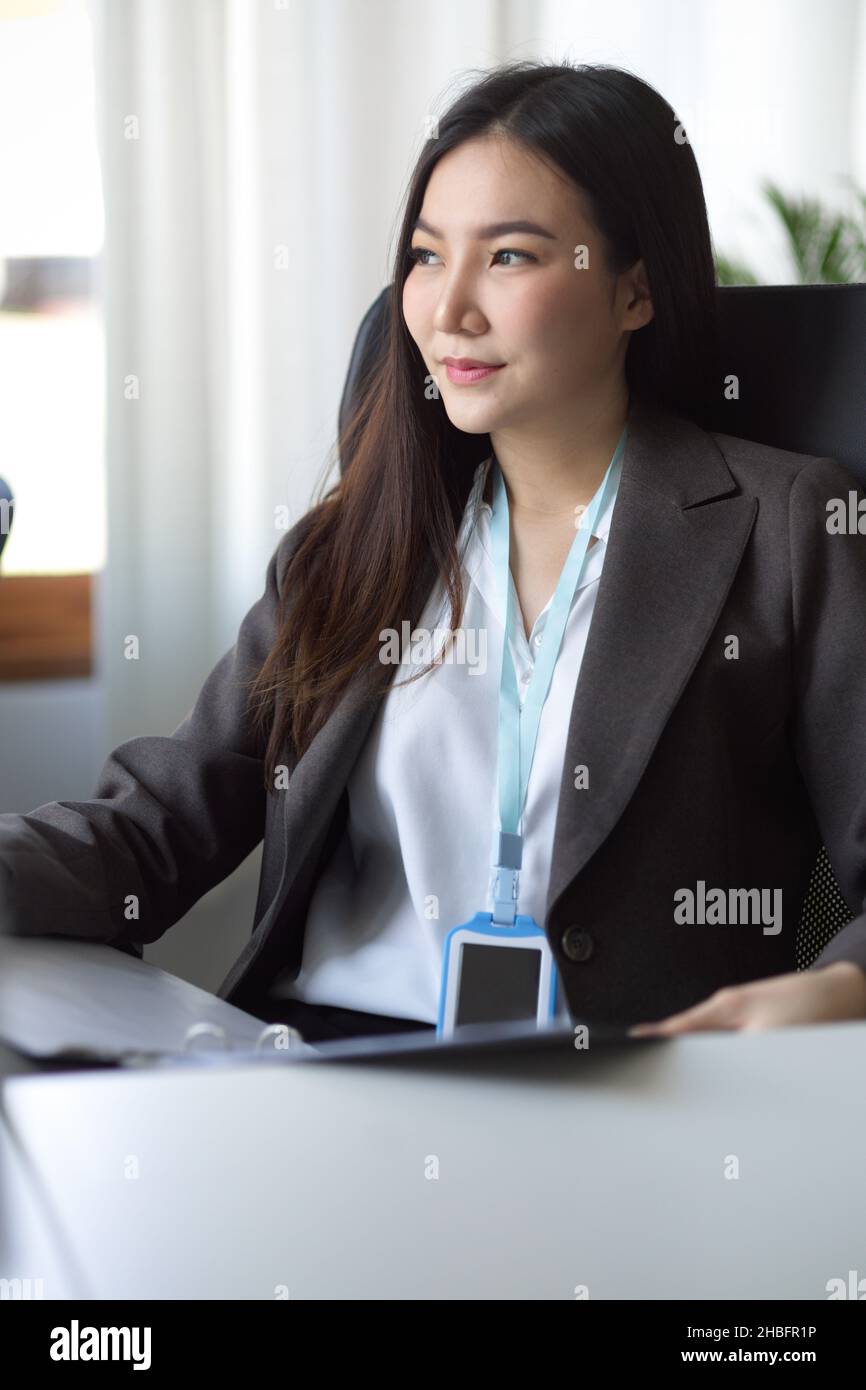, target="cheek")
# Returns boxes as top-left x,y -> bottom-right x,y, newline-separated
402,277 -> 429,346
517,272 -> 608,358
513,285 -> 576,356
